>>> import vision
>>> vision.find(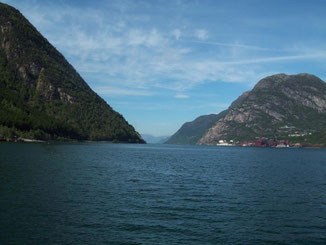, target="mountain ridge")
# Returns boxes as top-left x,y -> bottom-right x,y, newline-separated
0,3 -> 144,143
199,73 -> 326,146
165,88 -> 254,145
168,73 -> 326,146
165,112 -> 227,145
